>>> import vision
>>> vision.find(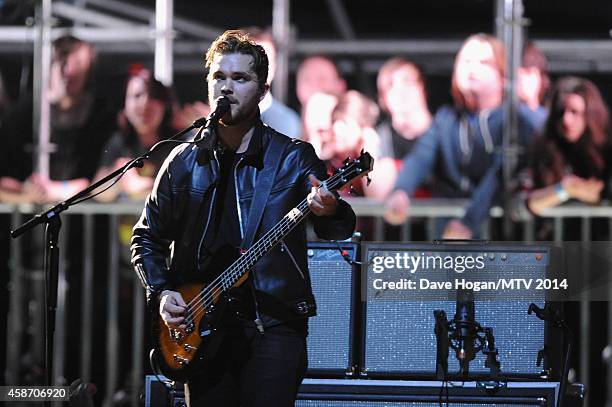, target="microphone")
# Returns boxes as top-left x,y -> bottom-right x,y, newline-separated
193,96 -> 231,128
454,288 -> 477,376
